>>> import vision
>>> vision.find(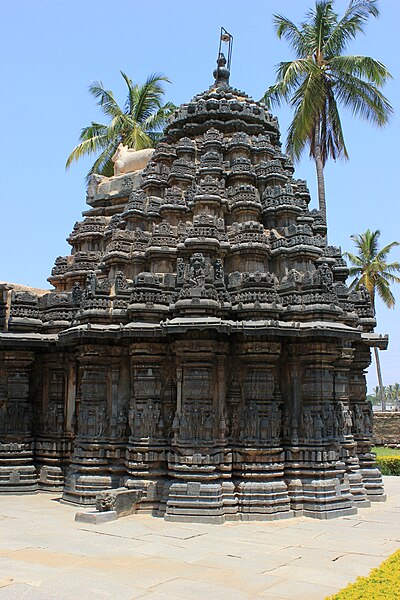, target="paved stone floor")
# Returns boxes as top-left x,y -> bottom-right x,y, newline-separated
0,476 -> 399,600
